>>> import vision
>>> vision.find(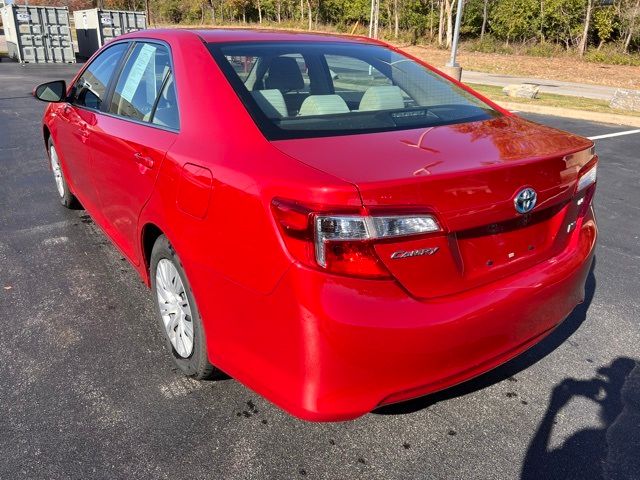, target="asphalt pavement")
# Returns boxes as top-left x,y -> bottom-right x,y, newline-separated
1,62 -> 639,480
